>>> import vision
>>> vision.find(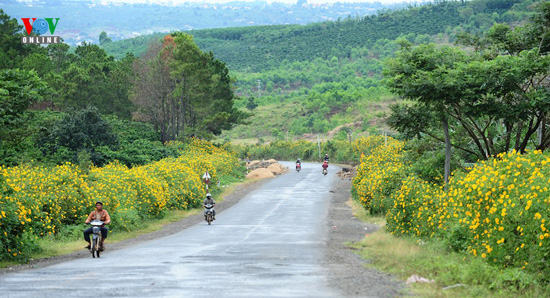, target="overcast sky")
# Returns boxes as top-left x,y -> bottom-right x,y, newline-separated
16,0 -> 417,4
107,0 -> 413,3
